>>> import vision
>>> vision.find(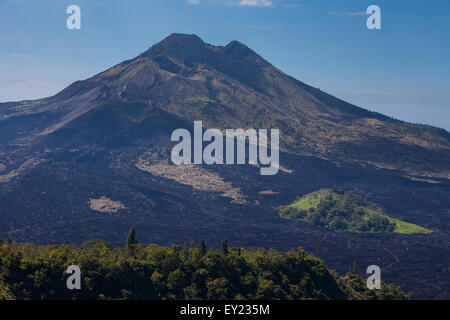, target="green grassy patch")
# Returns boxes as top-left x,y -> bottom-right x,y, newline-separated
279,189 -> 432,234
388,217 -> 433,234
